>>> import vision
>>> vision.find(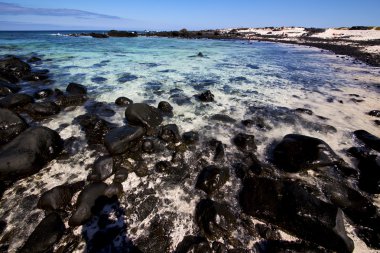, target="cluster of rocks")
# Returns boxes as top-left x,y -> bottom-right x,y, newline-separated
1,55 -> 380,253
68,30 -> 138,39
